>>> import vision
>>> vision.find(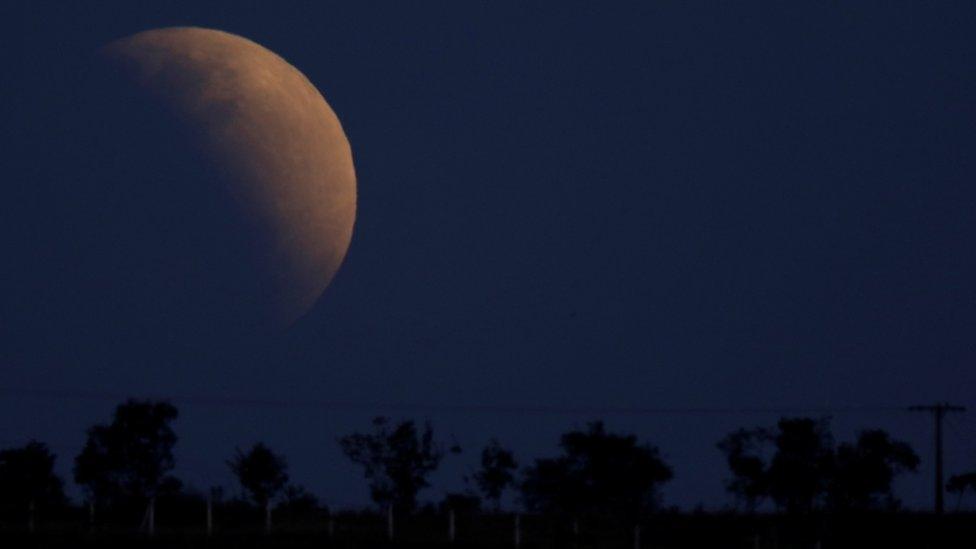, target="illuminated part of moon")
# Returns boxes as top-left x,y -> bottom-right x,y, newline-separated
99,27 -> 356,332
